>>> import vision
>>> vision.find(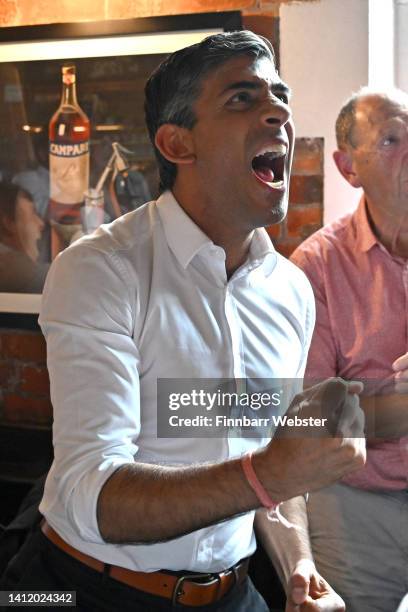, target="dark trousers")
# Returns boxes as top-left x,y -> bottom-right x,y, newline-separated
0,527 -> 269,612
